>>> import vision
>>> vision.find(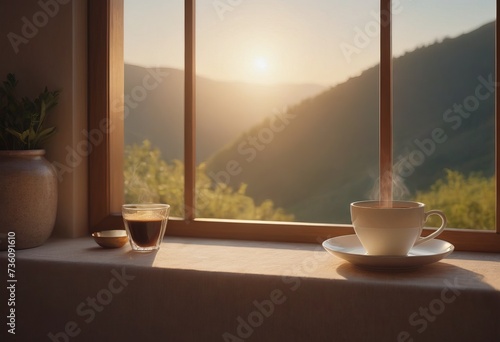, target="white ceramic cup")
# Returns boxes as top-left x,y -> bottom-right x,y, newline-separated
350,200 -> 447,256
